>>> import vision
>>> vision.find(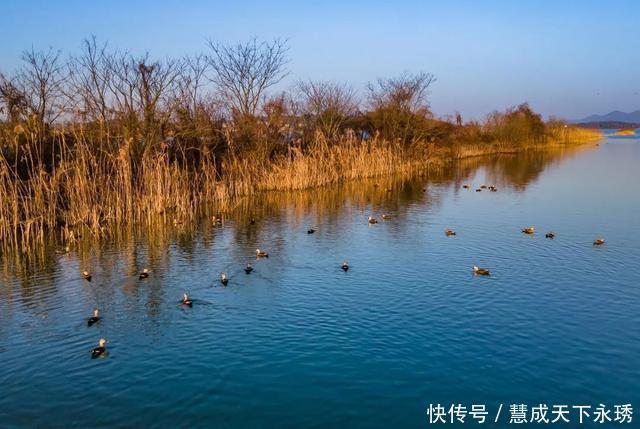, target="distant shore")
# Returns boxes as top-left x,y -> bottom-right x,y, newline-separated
613,129 -> 637,136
